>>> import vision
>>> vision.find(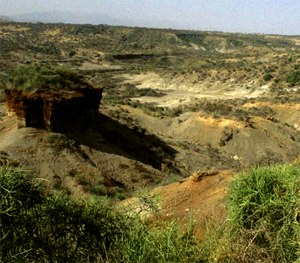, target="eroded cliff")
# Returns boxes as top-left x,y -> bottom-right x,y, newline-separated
5,87 -> 102,132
